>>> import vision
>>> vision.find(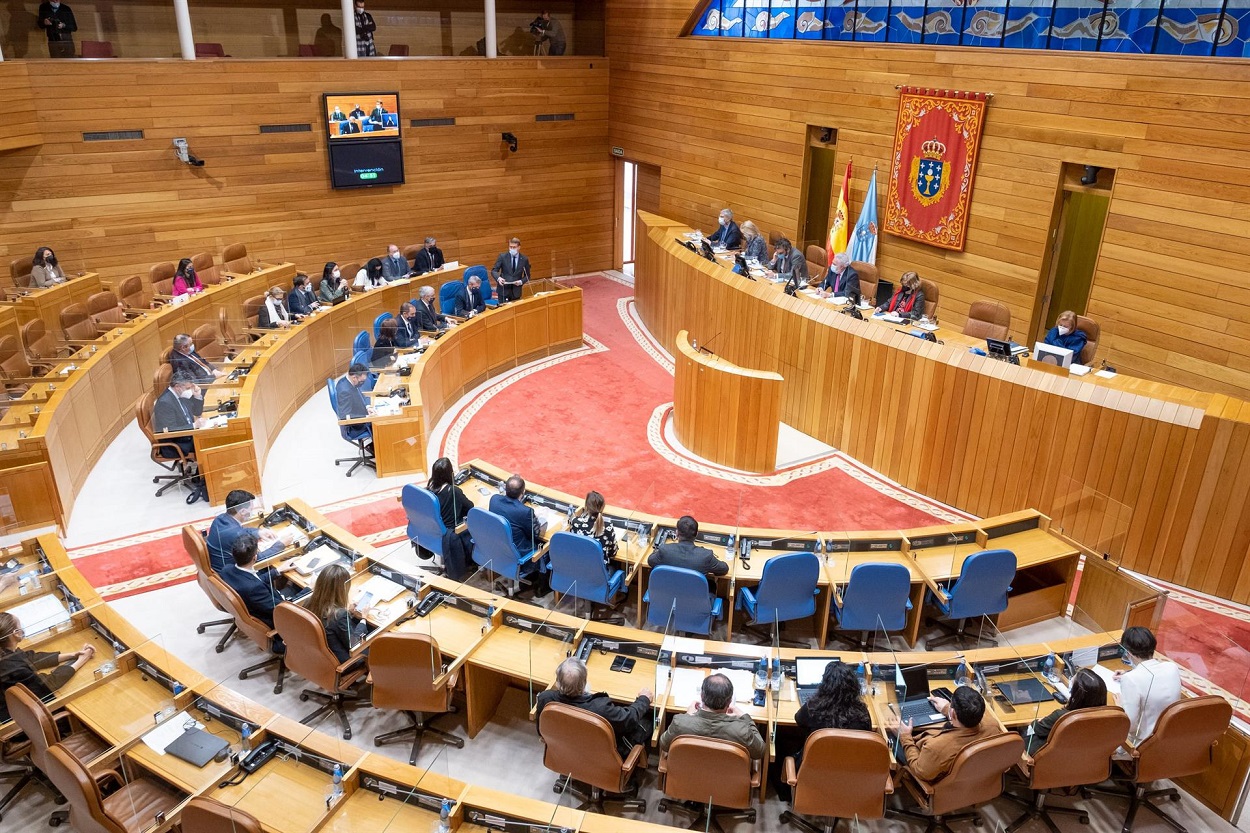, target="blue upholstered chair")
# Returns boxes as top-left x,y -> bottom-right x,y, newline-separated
402,484 -> 447,556
353,330 -> 371,354
326,377 -> 374,477
926,549 -> 1016,649
466,507 -> 538,596
350,348 -> 378,391
373,312 -> 393,340
548,531 -> 626,623
644,566 -> 723,636
438,281 -> 464,316
463,266 -> 497,308
735,552 -> 820,644
831,562 -> 913,649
